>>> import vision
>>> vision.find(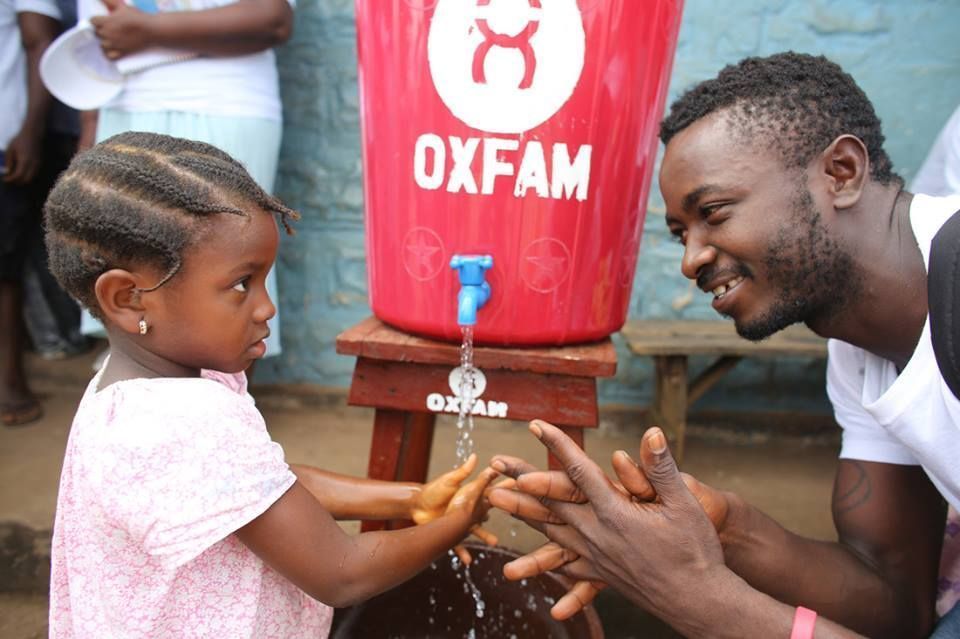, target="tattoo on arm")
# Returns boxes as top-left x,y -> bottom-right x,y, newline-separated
834,461 -> 871,515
